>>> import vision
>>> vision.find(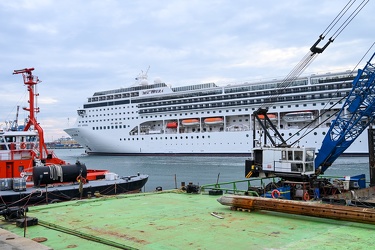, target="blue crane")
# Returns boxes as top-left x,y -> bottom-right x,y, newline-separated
314,52 -> 375,174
